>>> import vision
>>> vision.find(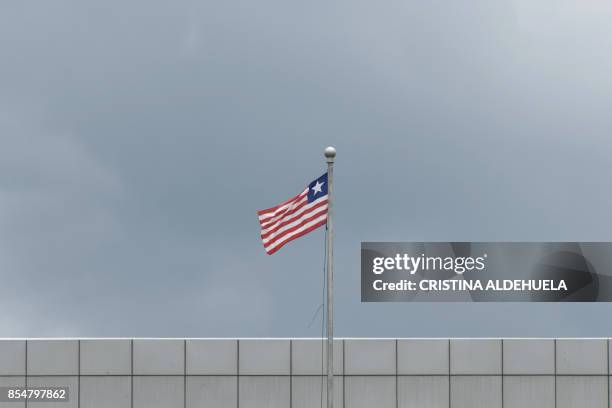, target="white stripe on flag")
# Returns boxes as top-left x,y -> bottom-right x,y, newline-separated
258,189 -> 308,220
264,213 -> 328,251
261,205 -> 329,244
260,196 -> 328,234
